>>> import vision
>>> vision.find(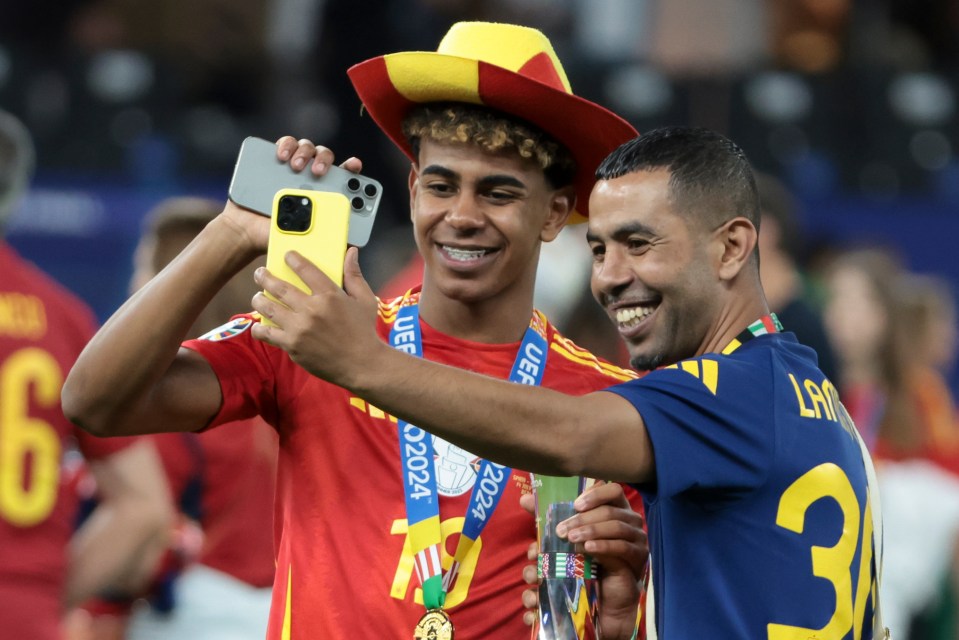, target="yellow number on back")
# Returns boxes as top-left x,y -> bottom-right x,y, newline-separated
0,348 -> 63,526
768,463 -> 874,640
